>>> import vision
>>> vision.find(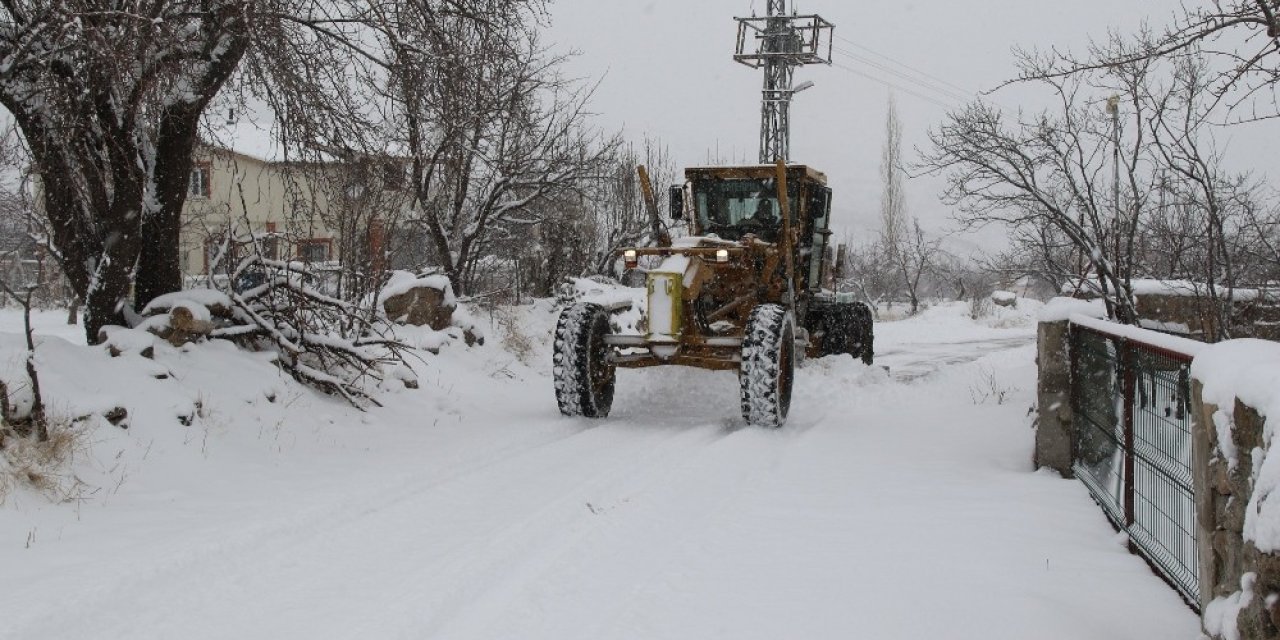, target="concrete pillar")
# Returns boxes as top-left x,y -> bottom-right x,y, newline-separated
1034,320 -> 1074,477
1191,380 -> 1218,613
